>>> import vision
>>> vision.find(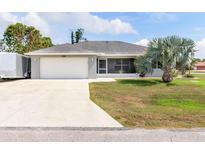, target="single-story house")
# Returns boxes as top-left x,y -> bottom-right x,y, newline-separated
195,62 -> 205,70
26,41 -> 161,79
